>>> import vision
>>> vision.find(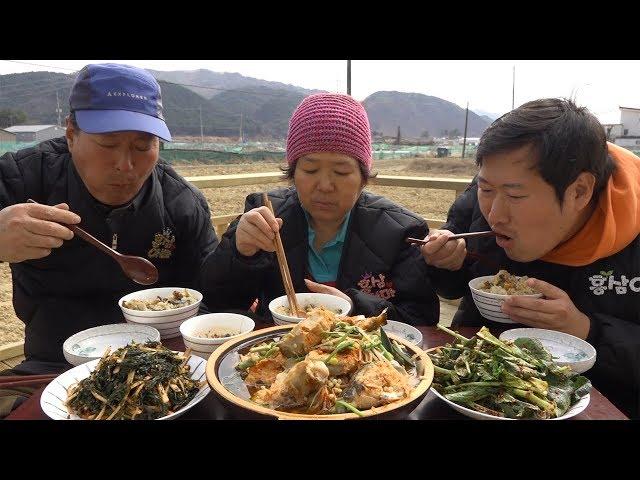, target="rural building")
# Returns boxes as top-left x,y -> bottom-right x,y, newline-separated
458,137 -> 480,146
602,123 -> 623,139
0,129 -> 16,142
606,107 -> 640,149
5,125 -> 65,142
